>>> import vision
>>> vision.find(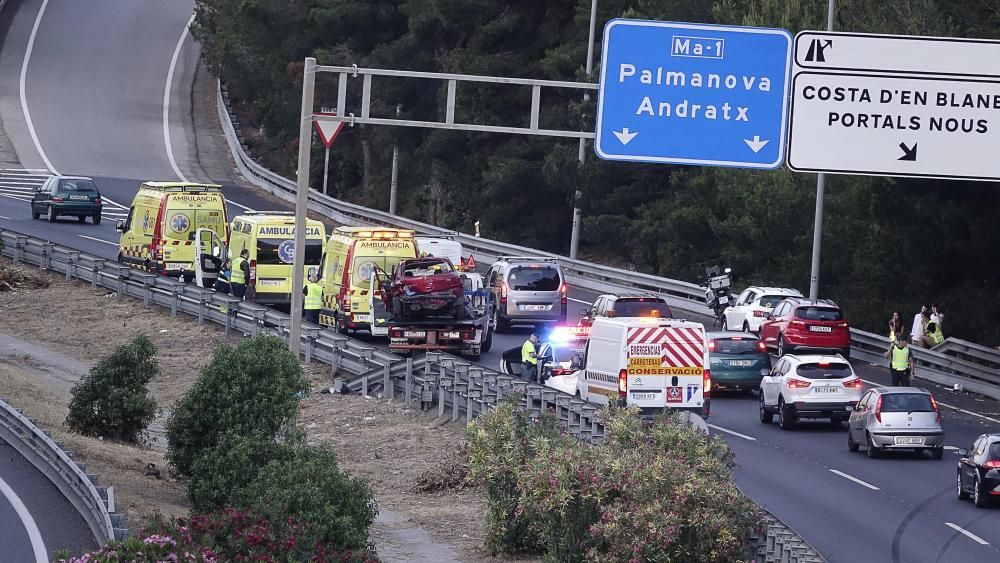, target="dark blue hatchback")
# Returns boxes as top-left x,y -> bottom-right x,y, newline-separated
707,331 -> 771,393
